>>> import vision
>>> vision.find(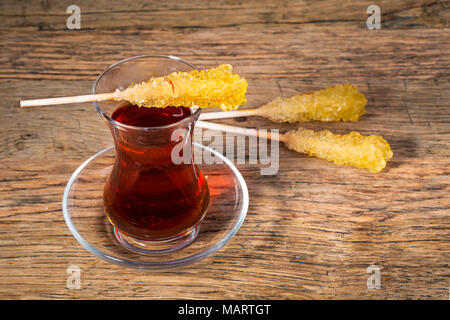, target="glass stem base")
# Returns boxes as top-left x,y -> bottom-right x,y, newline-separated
113,226 -> 199,255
